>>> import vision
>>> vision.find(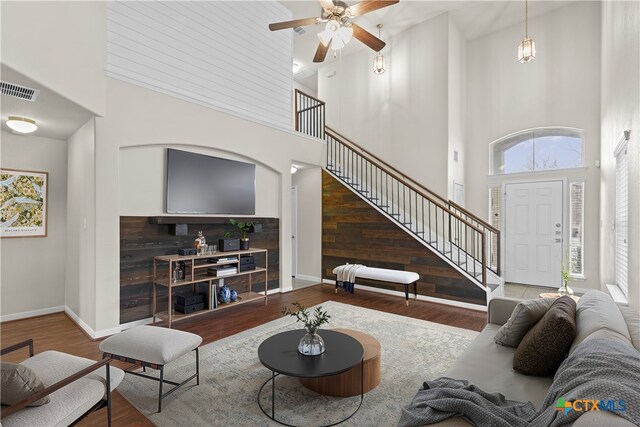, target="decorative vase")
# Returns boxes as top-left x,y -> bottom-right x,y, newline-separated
558,282 -> 574,296
298,330 -> 325,356
217,284 -> 231,303
240,239 -> 250,250
230,289 -> 238,302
